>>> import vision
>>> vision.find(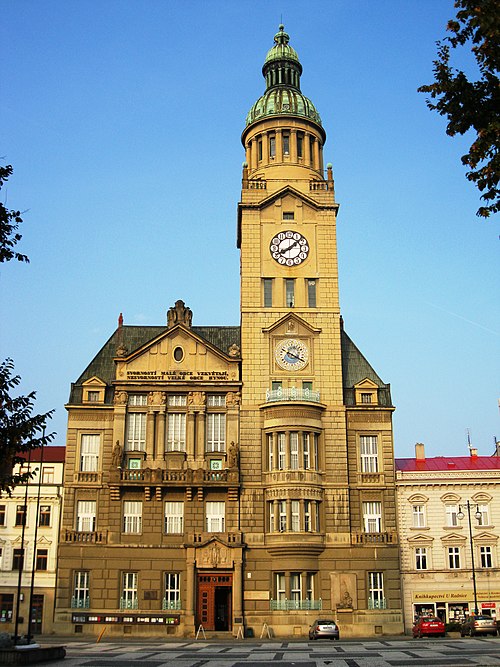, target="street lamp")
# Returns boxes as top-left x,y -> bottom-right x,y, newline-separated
457,500 -> 482,616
